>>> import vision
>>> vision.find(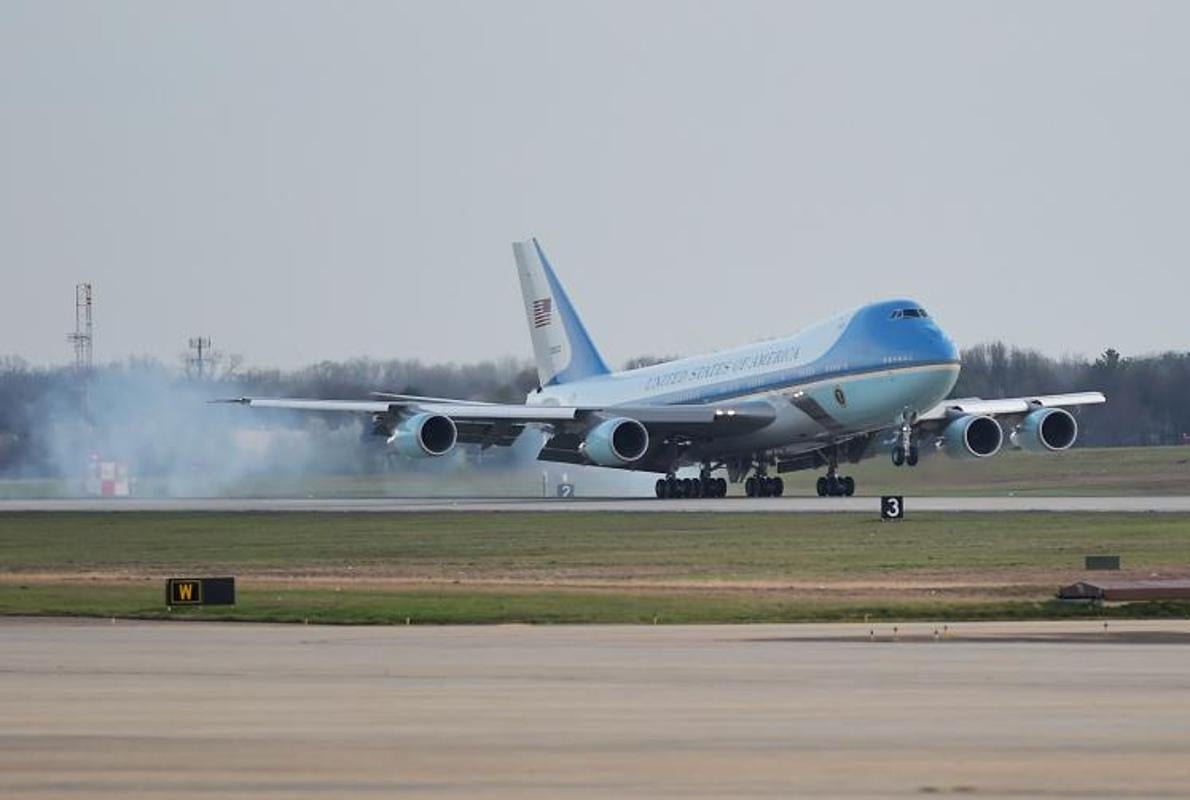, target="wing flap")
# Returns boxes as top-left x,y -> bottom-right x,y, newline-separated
419,402 -> 578,422
220,398 -> 395,413
607,400 -> 777,434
